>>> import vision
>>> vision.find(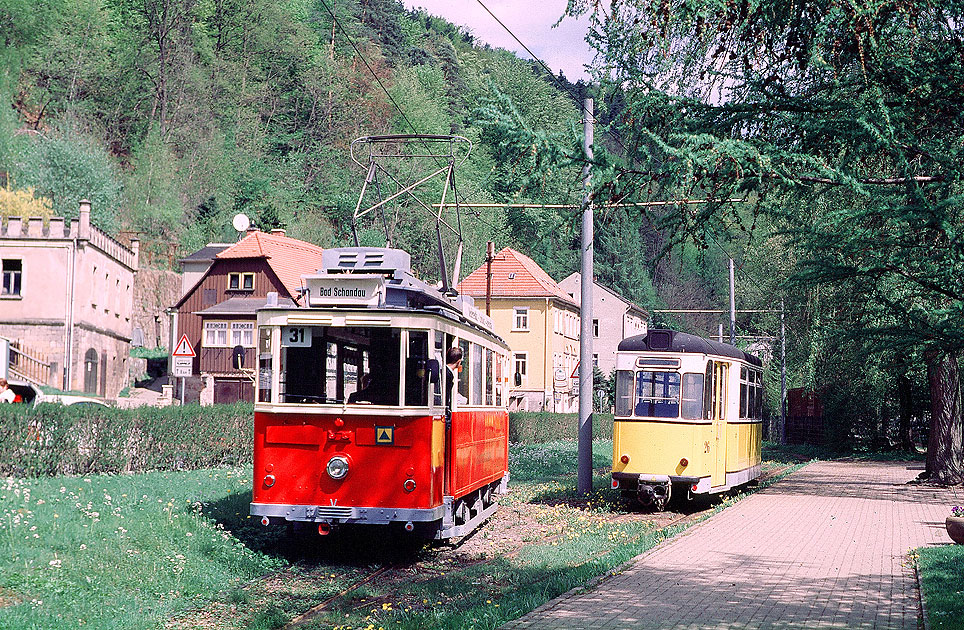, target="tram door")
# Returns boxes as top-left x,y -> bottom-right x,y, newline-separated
712,361 -> 728,486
